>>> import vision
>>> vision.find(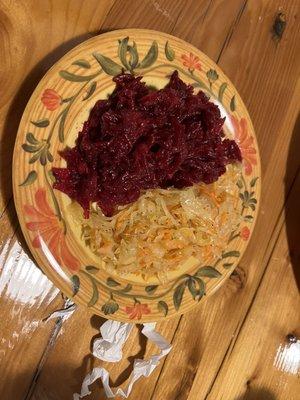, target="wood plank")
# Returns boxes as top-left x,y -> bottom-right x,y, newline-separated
0,198 -> 64,400
148,1 -> 300,399
0,0 -> 115,215
172,0 -> 247,61
100,0 -> 187,32
0,223 -> 63,399
206,171 -> 300,400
